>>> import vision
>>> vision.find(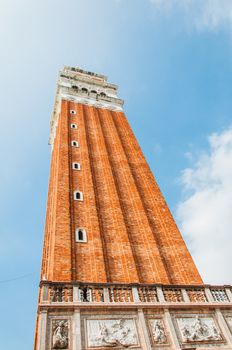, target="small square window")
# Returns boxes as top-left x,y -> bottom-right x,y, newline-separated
71,141 -> 79,147
72,162 -> 81,170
